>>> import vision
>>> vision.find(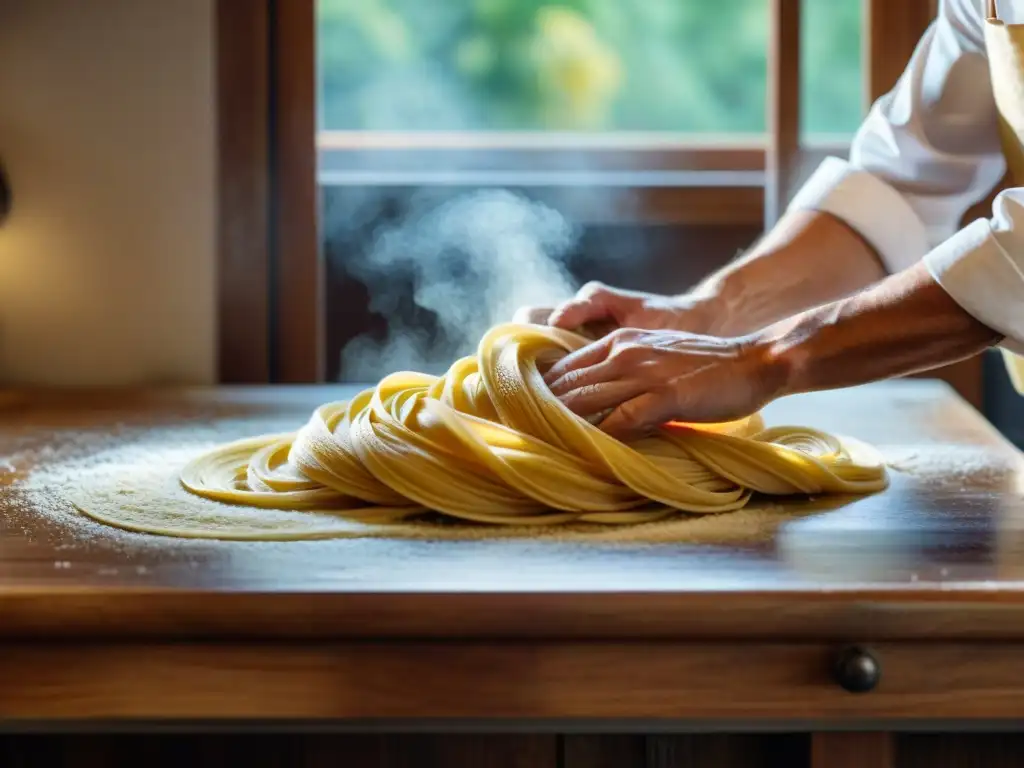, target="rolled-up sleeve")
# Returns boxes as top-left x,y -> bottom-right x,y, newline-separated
787,0 -> 1024,352
925,191 -> 1024,355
